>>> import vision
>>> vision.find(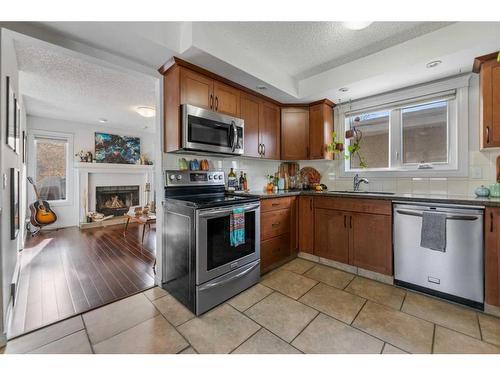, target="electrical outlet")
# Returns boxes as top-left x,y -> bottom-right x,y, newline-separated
471,166 -> 483,179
